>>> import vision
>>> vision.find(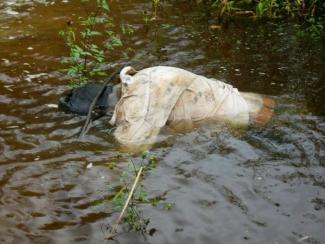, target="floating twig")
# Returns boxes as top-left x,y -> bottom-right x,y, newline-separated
103,166 -> 143,243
